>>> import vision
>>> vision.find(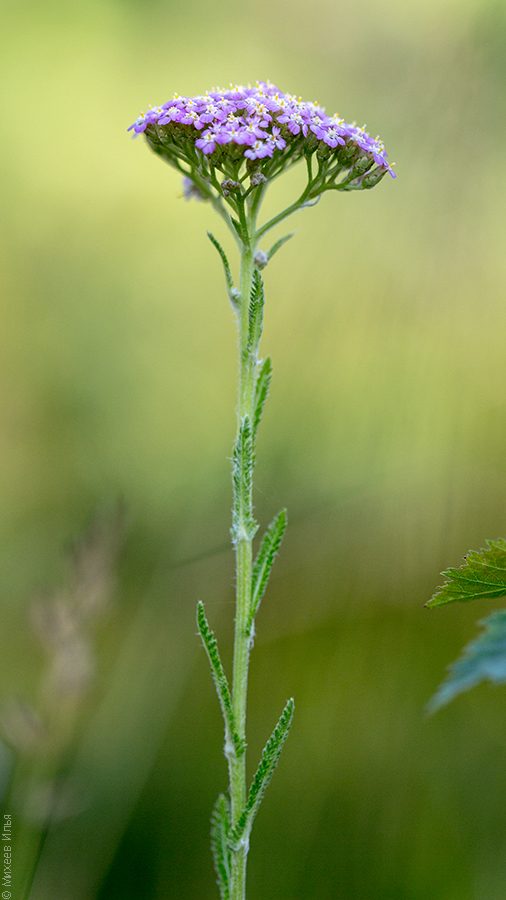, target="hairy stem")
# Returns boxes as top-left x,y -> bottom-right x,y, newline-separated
229,211 -> 259,900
